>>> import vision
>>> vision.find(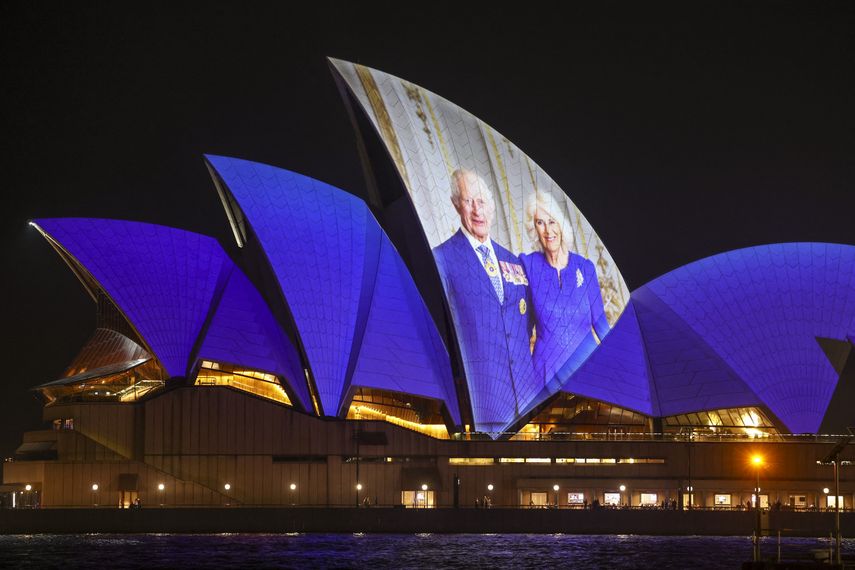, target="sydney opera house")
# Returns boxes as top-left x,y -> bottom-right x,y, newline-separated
4,59 -> 854,511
